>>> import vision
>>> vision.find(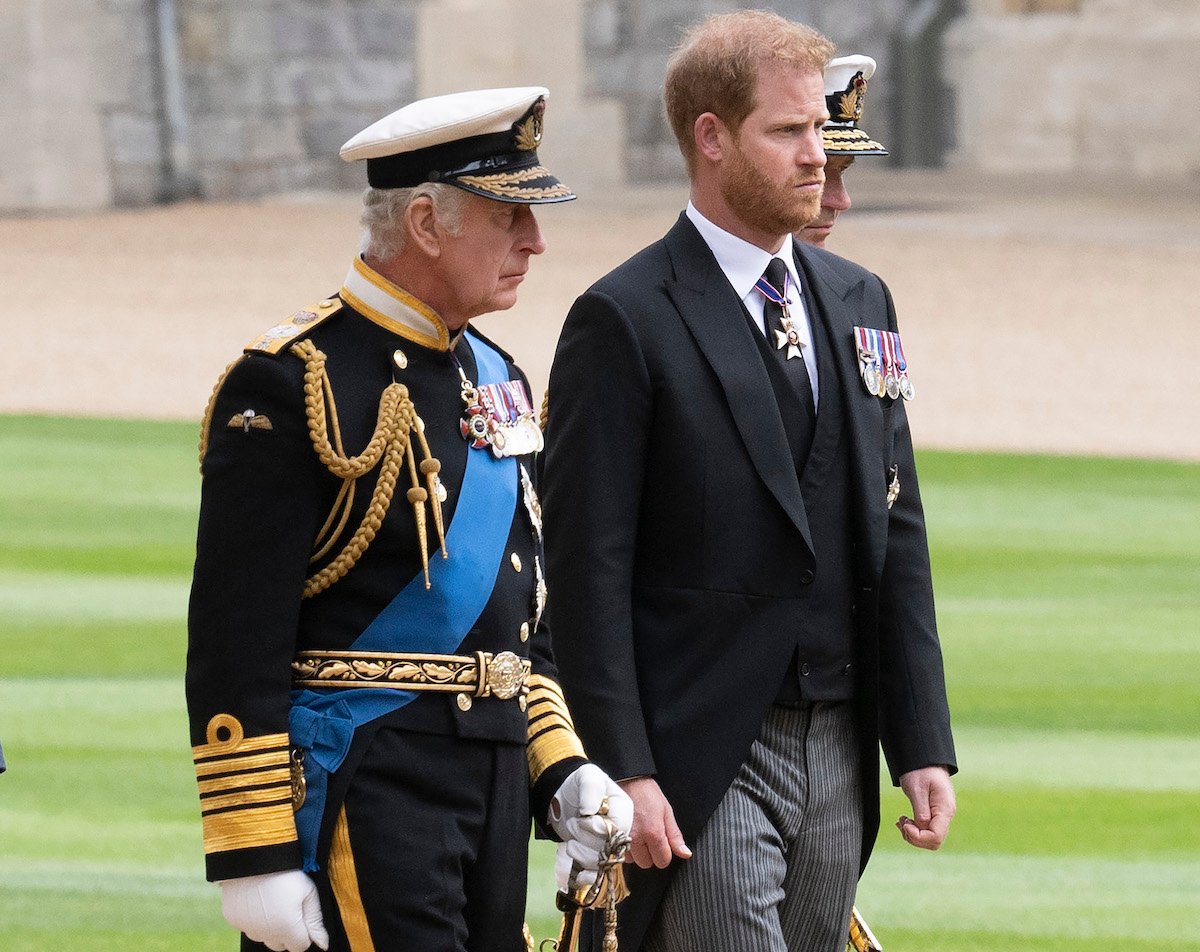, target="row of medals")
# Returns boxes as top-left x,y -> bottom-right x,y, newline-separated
459,379 -> 545,459
855,332 -> 915,402
459,374 -> 548,630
